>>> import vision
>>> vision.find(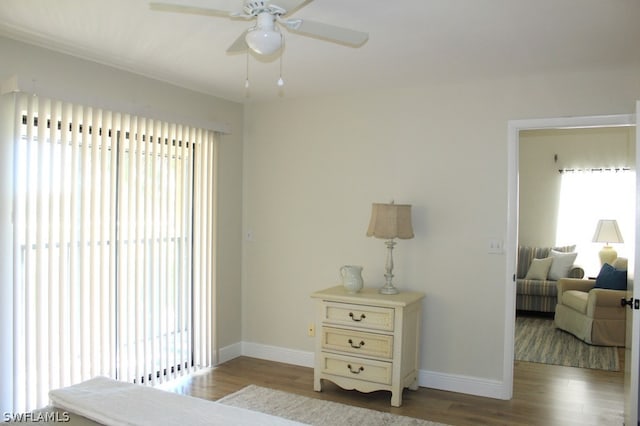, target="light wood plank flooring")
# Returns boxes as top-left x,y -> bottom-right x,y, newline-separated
168,355 -> 624,426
